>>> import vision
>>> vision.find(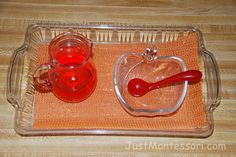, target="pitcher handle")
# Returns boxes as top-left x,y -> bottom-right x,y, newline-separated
33,63 -> 53,93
